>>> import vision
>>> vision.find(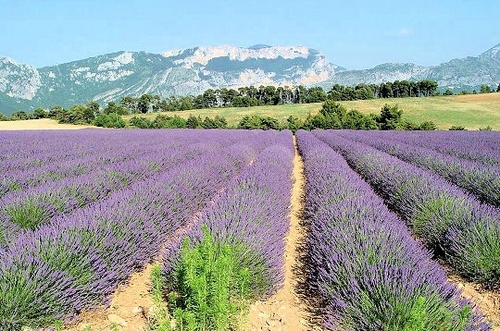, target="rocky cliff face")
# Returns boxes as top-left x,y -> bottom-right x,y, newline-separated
1,43 -> 499,115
